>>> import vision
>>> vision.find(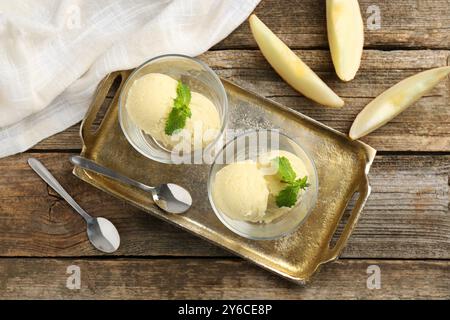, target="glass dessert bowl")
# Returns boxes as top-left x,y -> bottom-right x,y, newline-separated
119,54 -> 228,164
208,129 -> 318,240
